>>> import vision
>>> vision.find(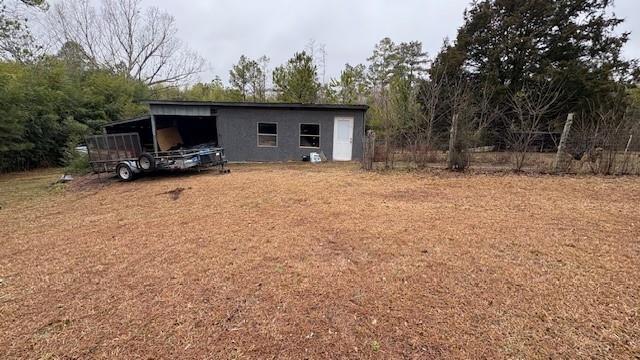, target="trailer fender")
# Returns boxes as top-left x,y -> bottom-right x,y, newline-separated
116,162 -> 138,181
